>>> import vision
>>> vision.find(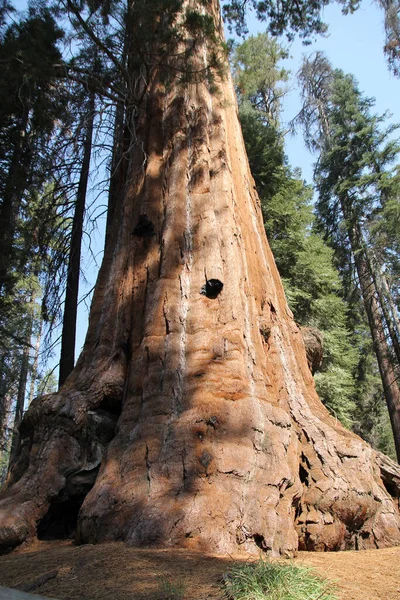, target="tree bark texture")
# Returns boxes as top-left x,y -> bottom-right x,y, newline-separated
1,2 -> 400,556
